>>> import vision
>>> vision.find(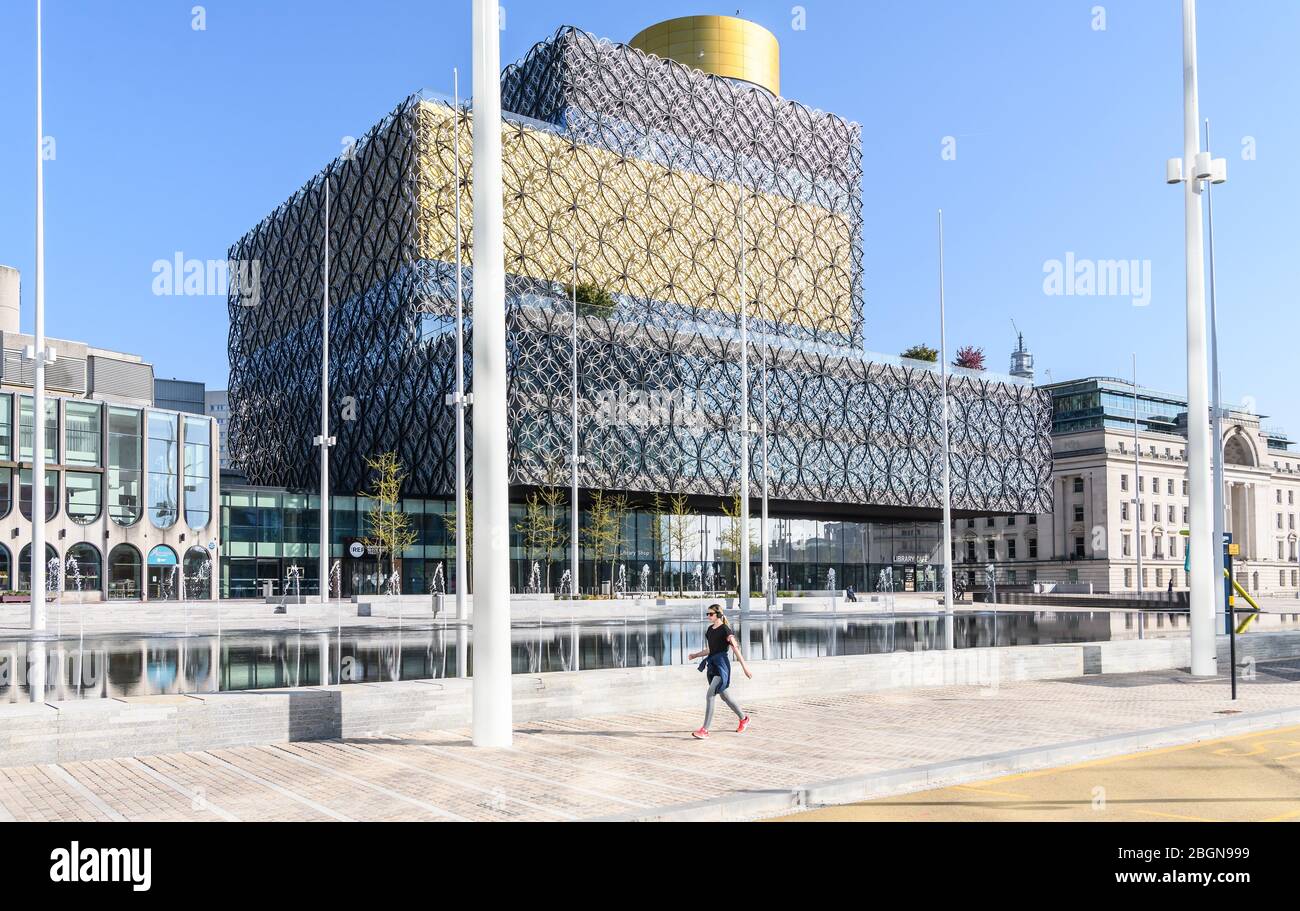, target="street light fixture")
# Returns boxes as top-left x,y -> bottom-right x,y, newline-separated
470,0 -> 512,747
1164,0 -> 1220,677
